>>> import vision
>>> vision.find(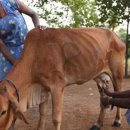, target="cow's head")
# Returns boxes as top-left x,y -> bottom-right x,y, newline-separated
0,79 -> 28,130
